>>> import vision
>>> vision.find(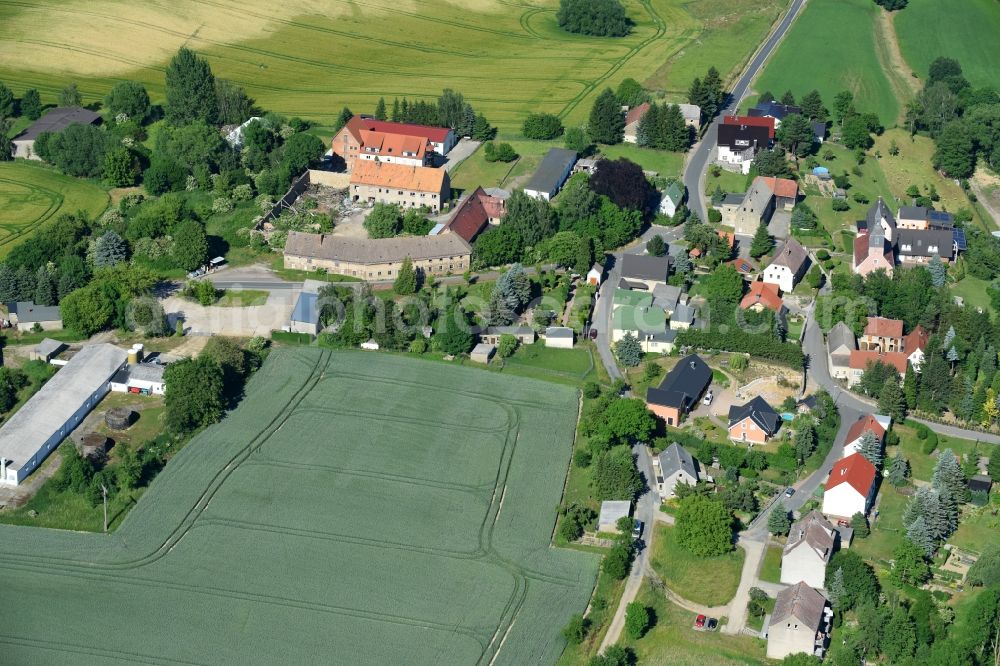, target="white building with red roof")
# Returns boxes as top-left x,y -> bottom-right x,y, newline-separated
623,102 -> 651,144
822,453 -> 877,519
843,414 -> 886,457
